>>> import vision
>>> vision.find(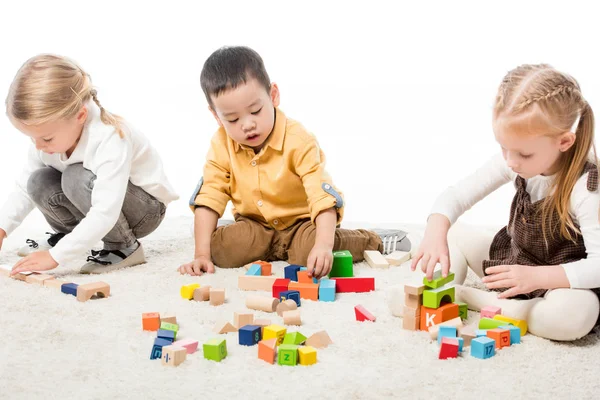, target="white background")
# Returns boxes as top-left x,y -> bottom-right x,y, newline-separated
0,0 -> 598,228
